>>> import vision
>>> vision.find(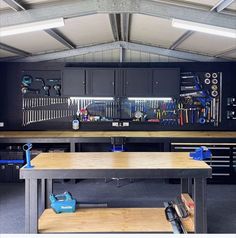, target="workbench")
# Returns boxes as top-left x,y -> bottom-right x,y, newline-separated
20,152 -> 212,234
